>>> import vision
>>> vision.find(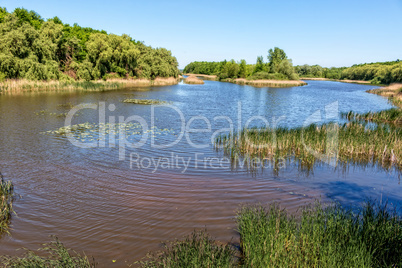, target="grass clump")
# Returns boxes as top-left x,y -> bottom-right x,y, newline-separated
237,202 -> 402,267
215,122 -> 402,171
184,75 -> 205,85
123,98 -> 169,105
0,237 -> 96,267
140,230 -> 236,268
0,173 -> 13,234
342,108 -> 402,126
